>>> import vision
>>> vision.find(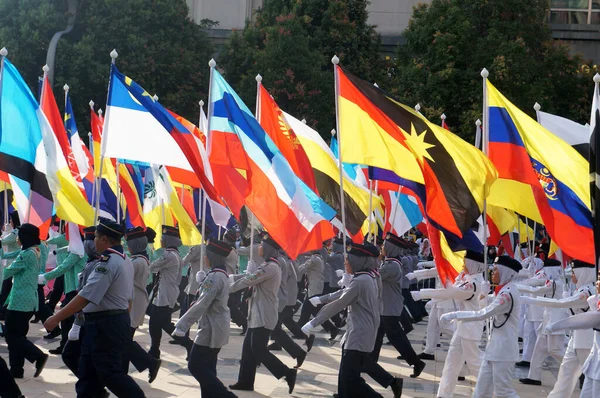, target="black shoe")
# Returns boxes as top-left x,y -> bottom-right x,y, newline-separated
30,316 -> 40,324
403,325 -> 414,334
418,352 -> 435,361
34,353 -> 49,378
457,376 -> 466,381
519,349 -> 523,354
148,349 -> 160,360
397,355 -> 404,360
295,351 -> 307,368
43,327 -> 61,340
229,383 -> 253,391
580,374 -> 585,389
519,378 -> 541,386
286,368 -> 297,393
148,359 -> 161,384
329,328 -> 341,341
268,342 -> 282,351
49,346 -> 63,355
391,377 -> 403,398
515,361 -> 530,368
518,337 -> 523,343
410,360 -> 426,378
305,334 -> 315,353
10,368 -> 24,379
